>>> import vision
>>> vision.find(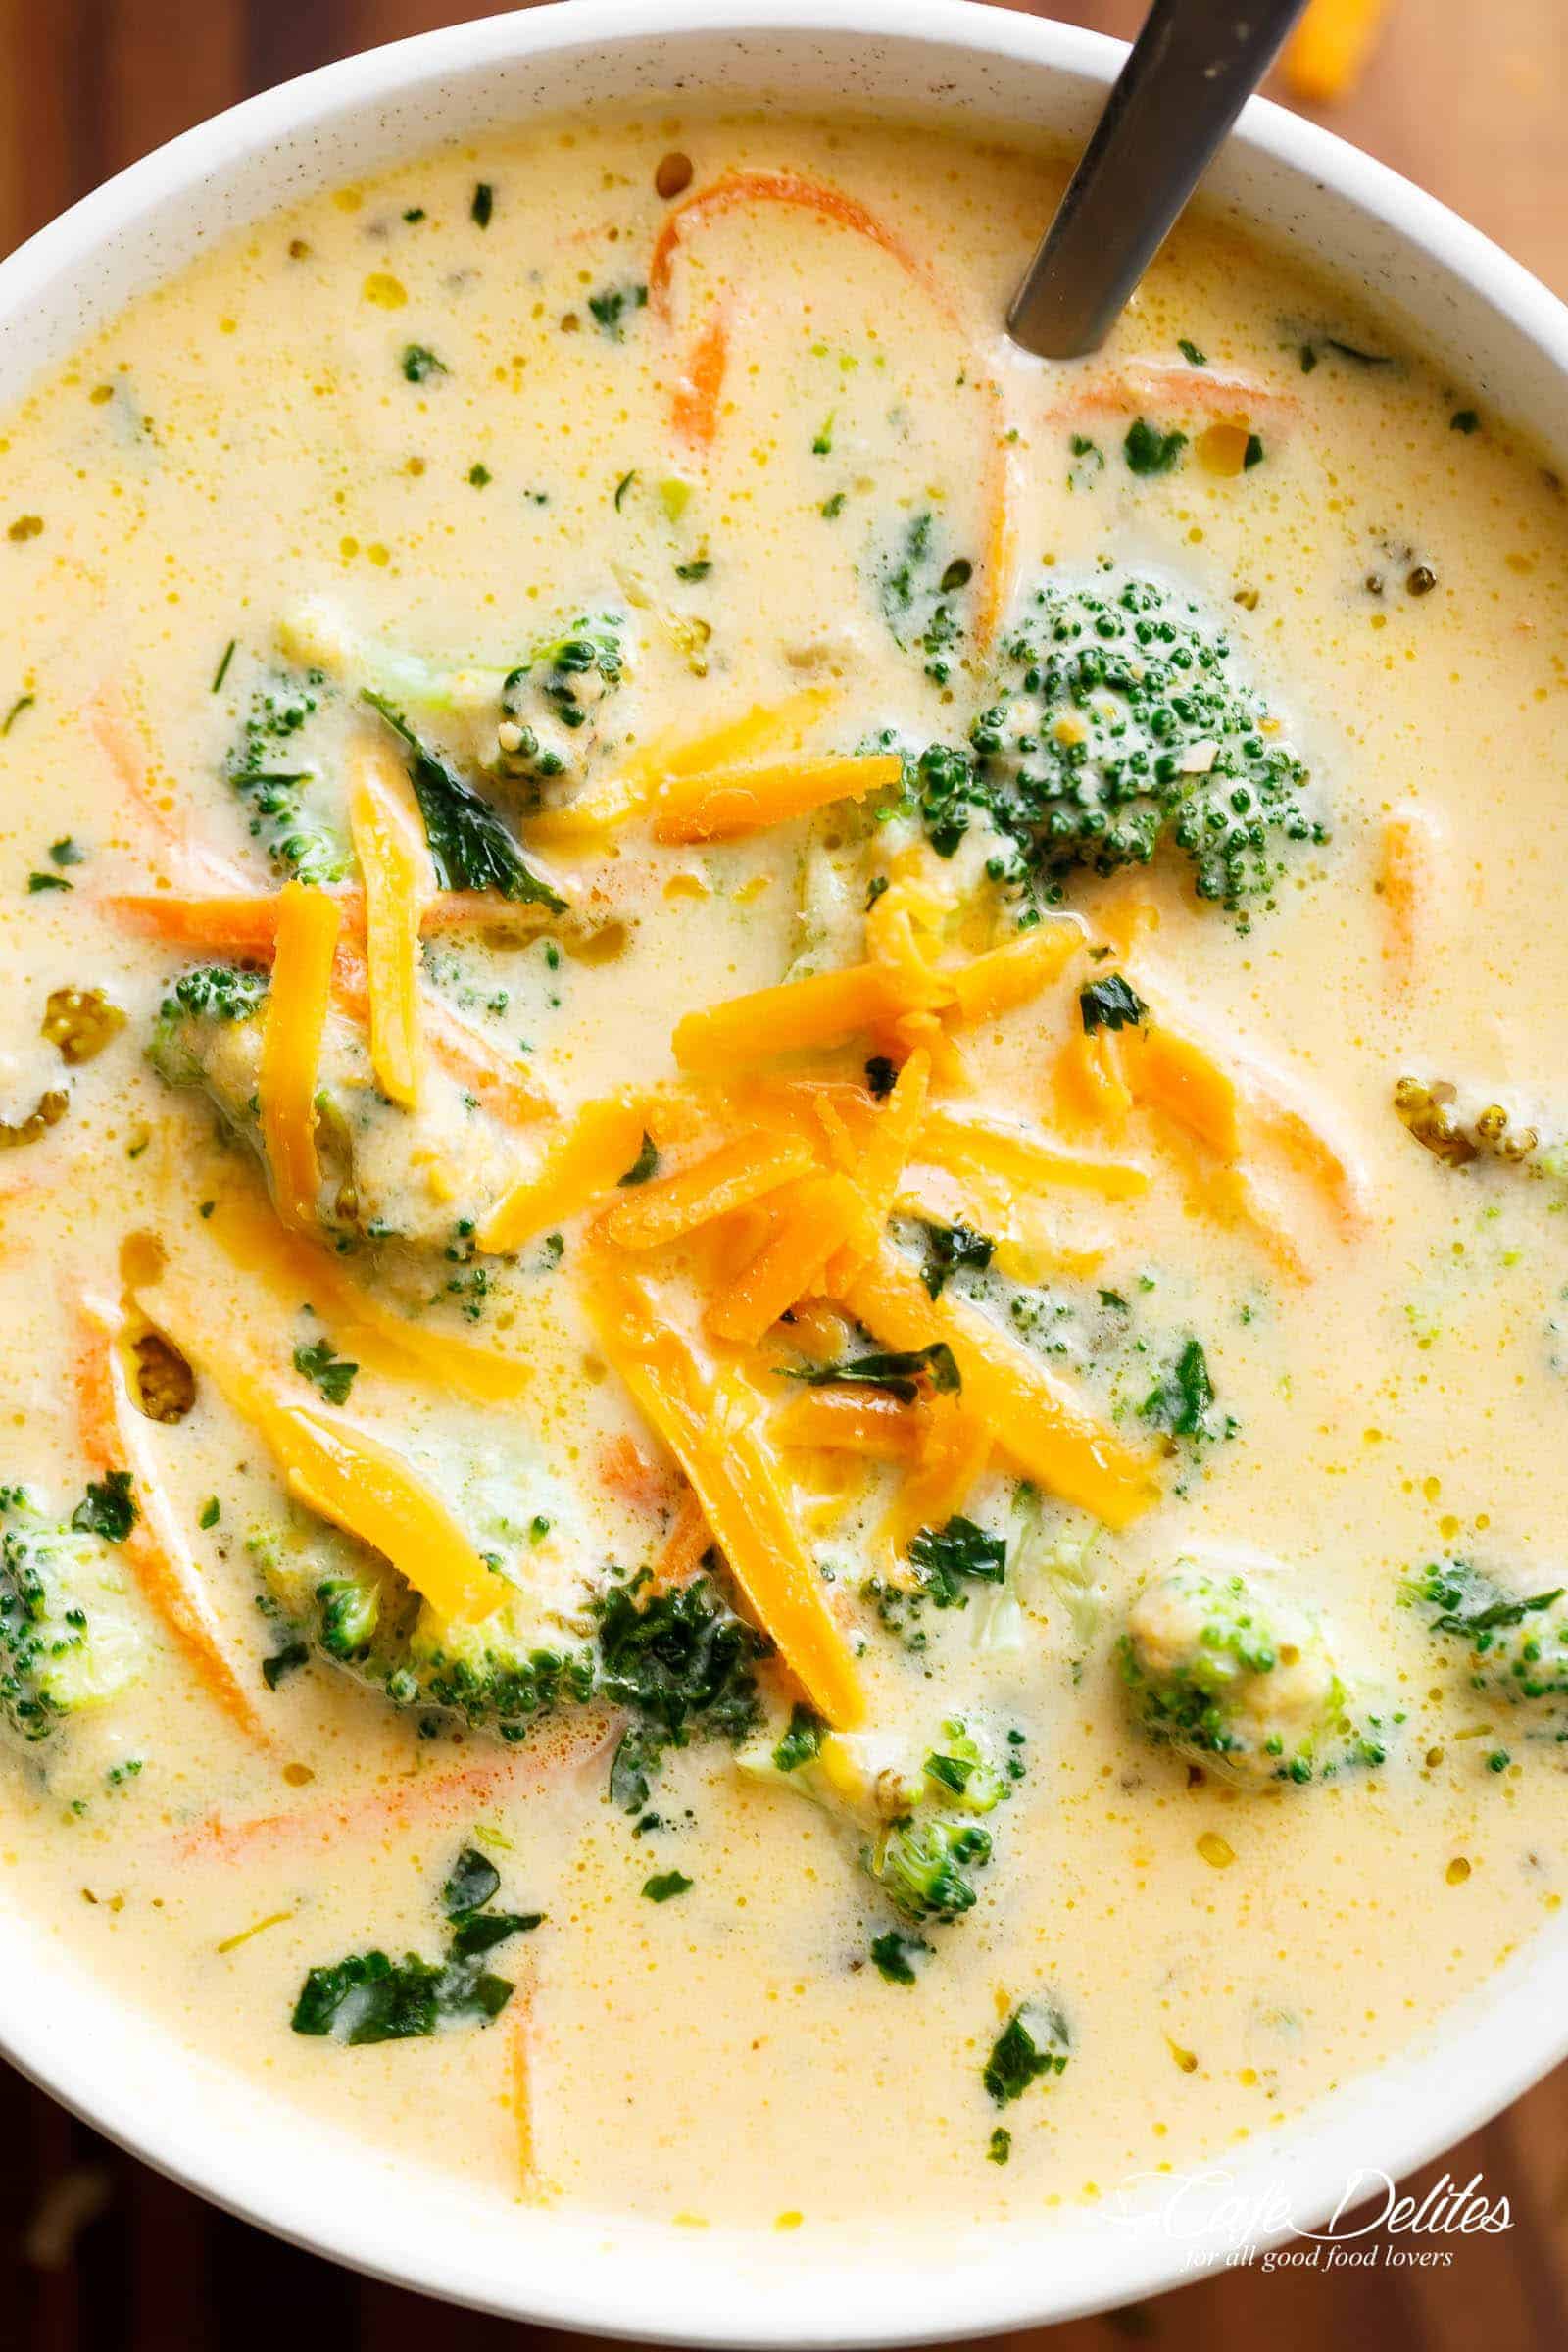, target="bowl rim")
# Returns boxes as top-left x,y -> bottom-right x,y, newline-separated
4,0 -> 1568,2336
